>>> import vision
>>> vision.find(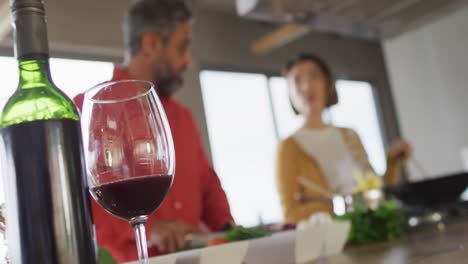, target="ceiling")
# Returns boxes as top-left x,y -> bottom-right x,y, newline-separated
199,0 -> 468,38
199,0 -> 236,13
